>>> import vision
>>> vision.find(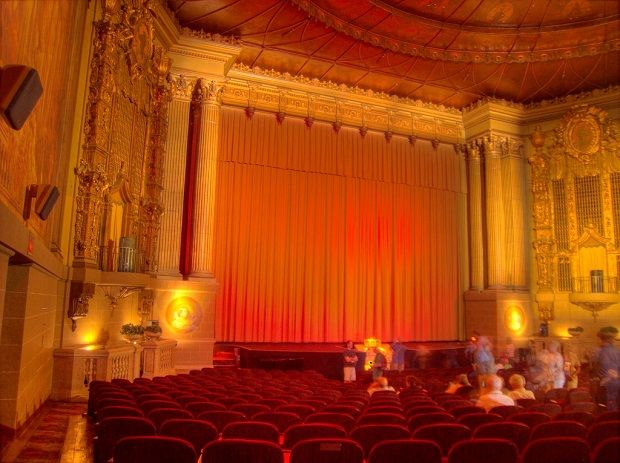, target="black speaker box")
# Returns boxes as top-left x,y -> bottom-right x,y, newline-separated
0,65 -> 43,130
